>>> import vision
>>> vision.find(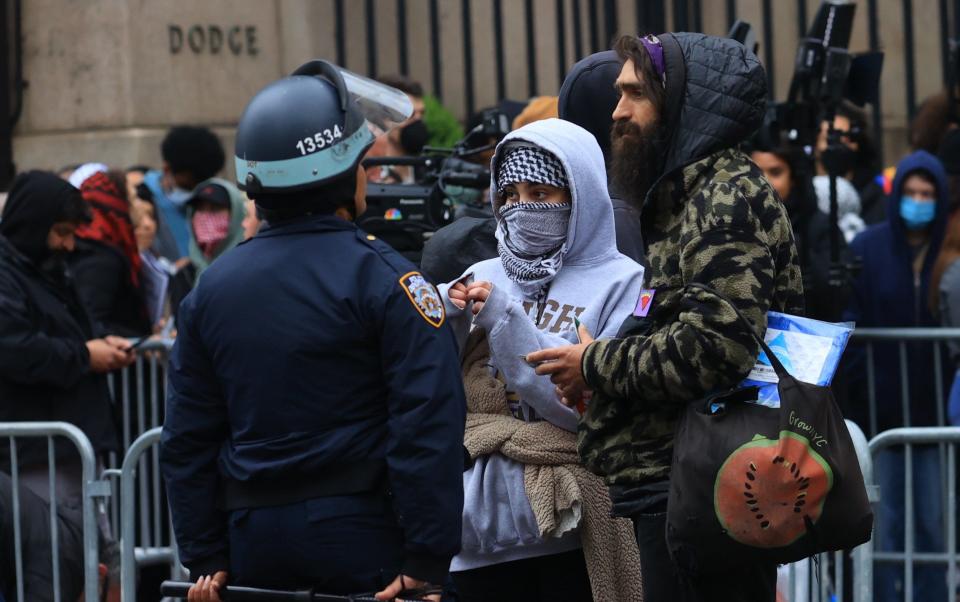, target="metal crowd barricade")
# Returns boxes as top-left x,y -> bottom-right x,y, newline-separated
780,420 -> 877,602
841,328 -> 960,601
120,426 -> 184,602
863,426 -> 960,602
848,328 -> 960,437
105,338 -> 173,541
0,421 -> 108,602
